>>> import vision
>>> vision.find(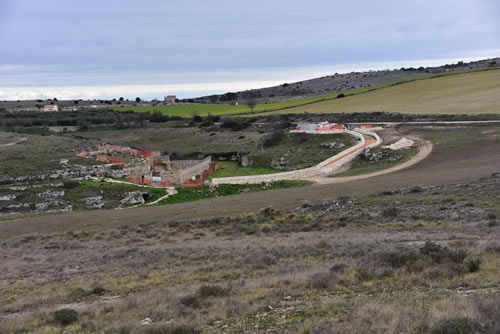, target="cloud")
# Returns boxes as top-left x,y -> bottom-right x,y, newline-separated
0,1 -> 498,100
1,51 -> 498,101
